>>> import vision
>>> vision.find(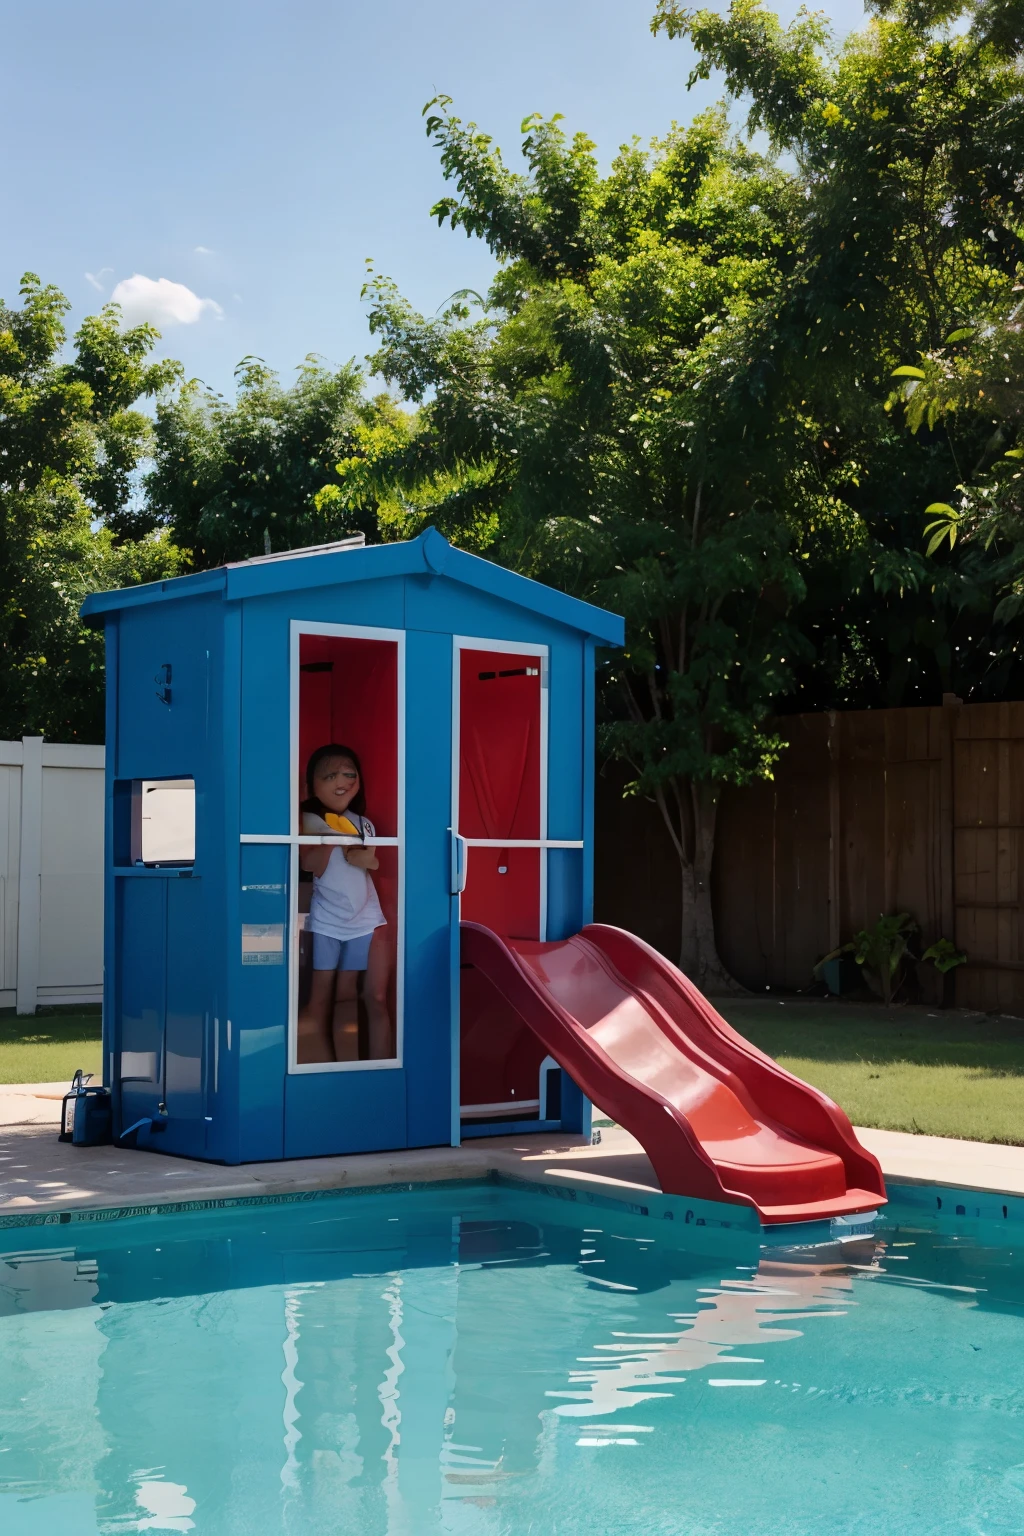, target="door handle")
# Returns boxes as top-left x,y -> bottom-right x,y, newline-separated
450,831 -> 468,895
